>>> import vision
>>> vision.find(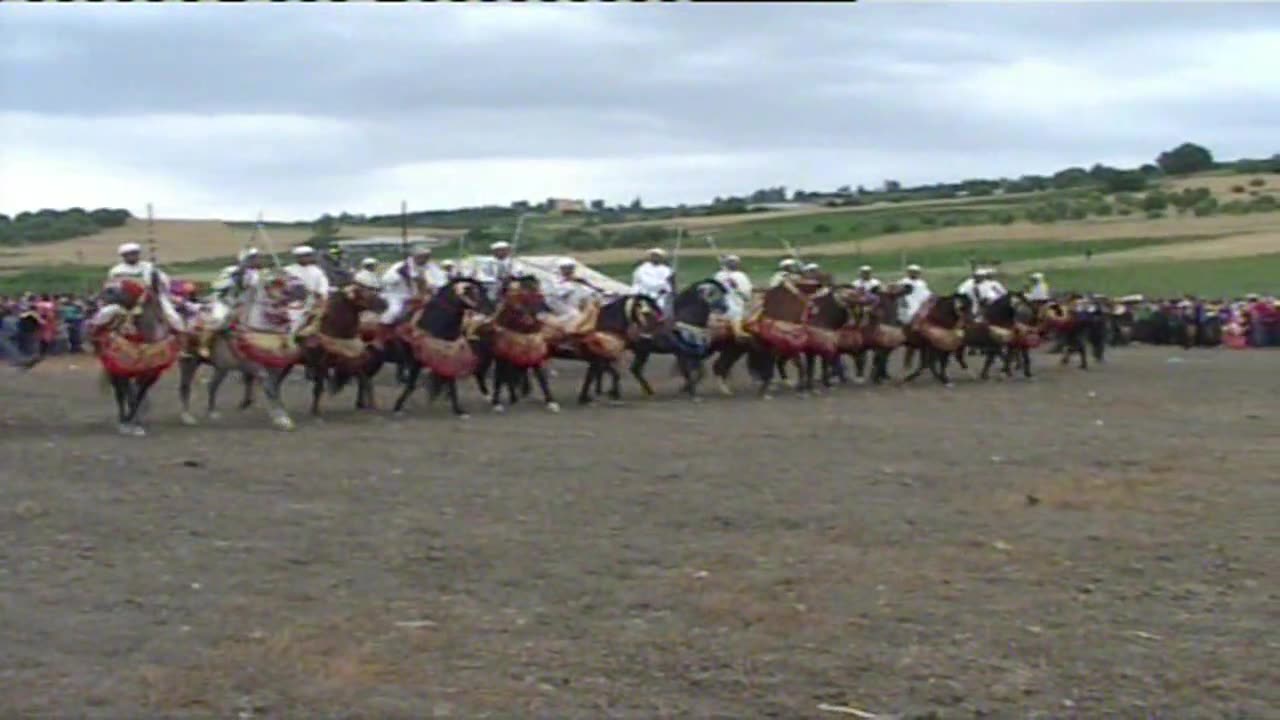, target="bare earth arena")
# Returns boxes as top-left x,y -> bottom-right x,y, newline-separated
2,347 -> 1275,719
